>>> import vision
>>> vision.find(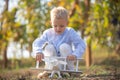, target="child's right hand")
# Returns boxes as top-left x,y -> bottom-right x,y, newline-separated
36,53 -> 44,62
